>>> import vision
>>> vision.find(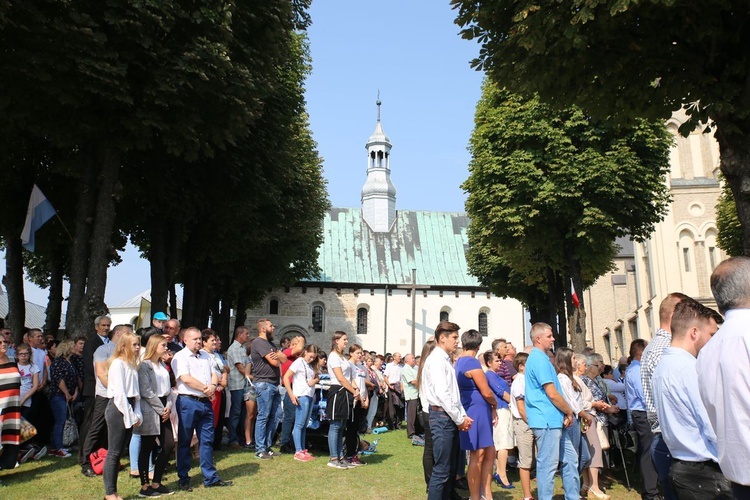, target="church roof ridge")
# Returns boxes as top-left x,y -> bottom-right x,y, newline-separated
304,207 -> 479,287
